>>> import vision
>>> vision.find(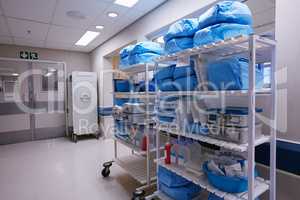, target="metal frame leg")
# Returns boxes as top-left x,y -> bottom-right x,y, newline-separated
248,35 -> 256,200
